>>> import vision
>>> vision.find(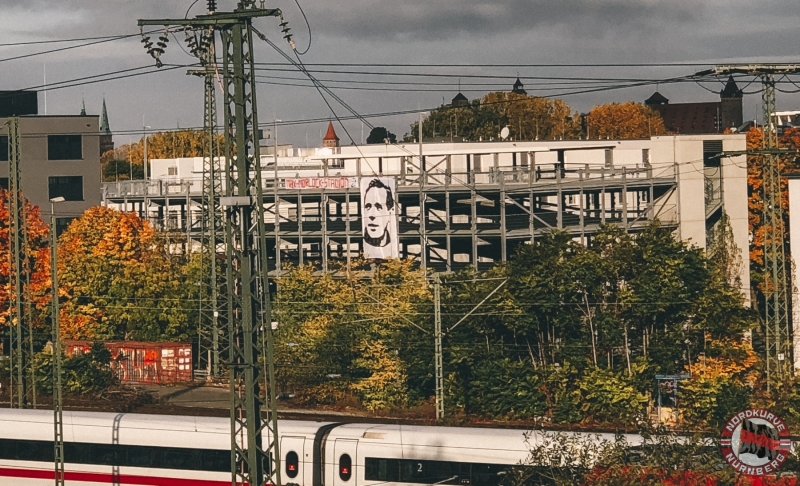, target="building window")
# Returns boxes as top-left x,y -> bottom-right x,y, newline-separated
168,167 -> 178,176
48,135 -> 83,160
55,217 -> 74,237
0,178 -> 7,191
48,176 -> 83,201
0,136 -> 7,162
703,140 -> 723,168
